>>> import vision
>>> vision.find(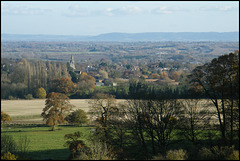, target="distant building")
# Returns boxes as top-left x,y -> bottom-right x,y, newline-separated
145,79 -> 159,82
69,55 -> 76,70
95,82 -> 104,86
112,82 -> 117,86
74,71 -> 81,75
68,55 -> 83,75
